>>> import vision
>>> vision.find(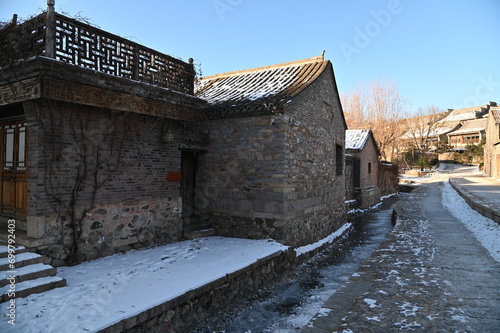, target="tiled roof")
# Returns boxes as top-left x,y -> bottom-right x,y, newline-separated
437,105 -> 488,123
345,129 -> 371,150
448,118 -> 487,135
195,55 -> 329,118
